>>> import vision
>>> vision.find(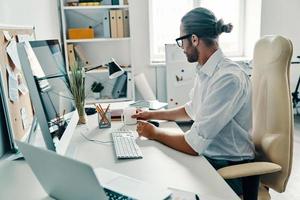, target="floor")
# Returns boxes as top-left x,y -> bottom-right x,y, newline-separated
177,116 -> 300,199
270,115 -> 300,200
